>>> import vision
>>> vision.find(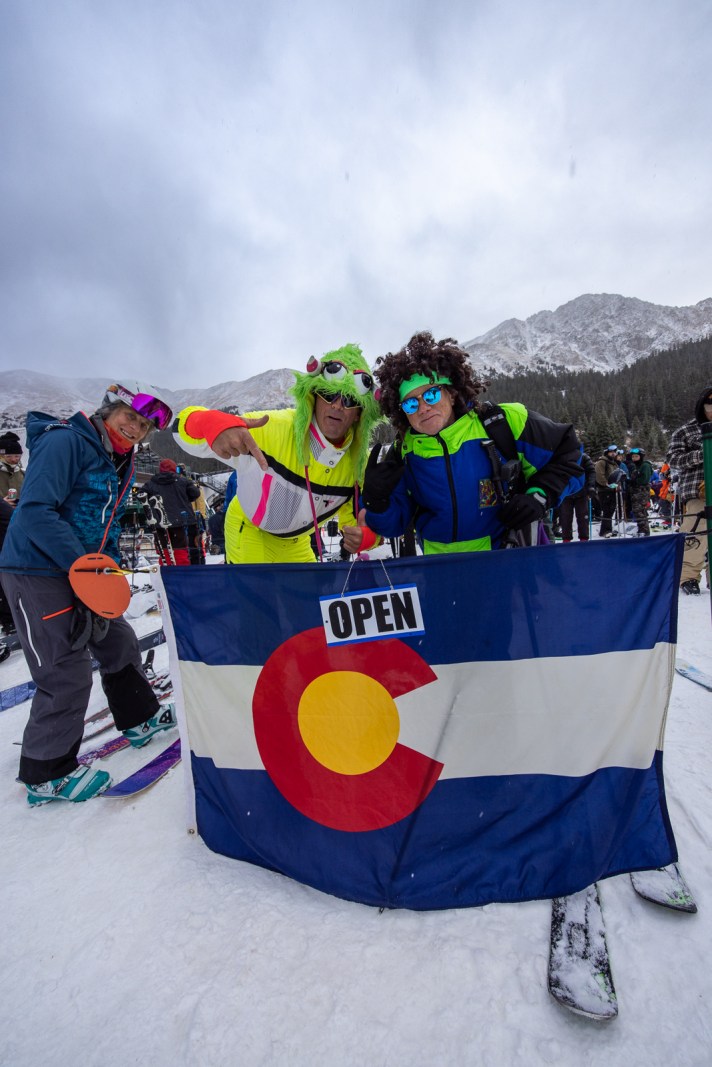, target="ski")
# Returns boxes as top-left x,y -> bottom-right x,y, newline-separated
78,688 -> 174,761
102,738 -> 181,798
548,883 -> 618,1020
82,709 -> 114,743
0,627 -> 166,712
1,679 -> 36,712
675,660 -> 712,692
78,732 -> 132,764
629,864 -> 697,913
